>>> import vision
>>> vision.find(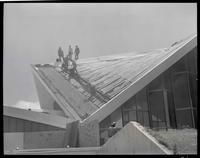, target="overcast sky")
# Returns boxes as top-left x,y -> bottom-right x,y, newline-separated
3,3 -> 196,109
